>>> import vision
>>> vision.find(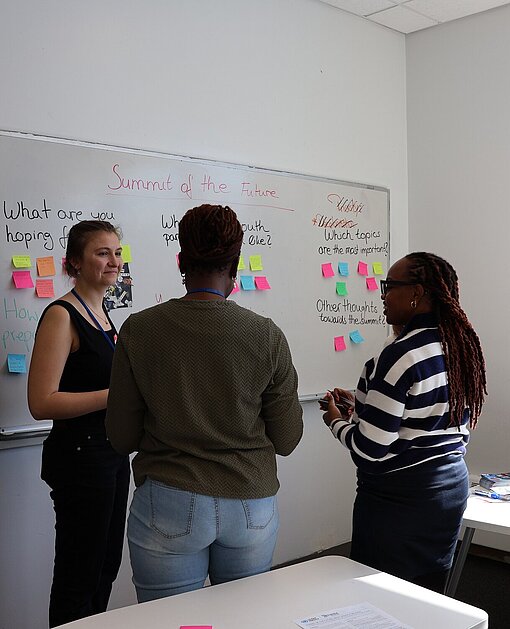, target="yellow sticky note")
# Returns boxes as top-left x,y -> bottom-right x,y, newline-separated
36,256 -> 56,277
121,244 -> 132,263
12,255 -> 32,268
237,255 -> 246,271
373,262 -> 384,275
249,255 -> 263,271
